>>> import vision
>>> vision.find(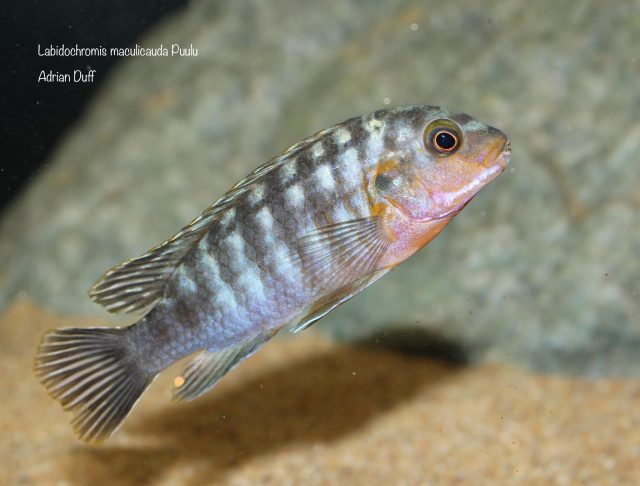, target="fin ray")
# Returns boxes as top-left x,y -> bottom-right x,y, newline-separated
292,217 -> 389,296
34,327 -> 155,443
289,269 -> 389,333
172,330 -> 277,402
90,121 -> 354,315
